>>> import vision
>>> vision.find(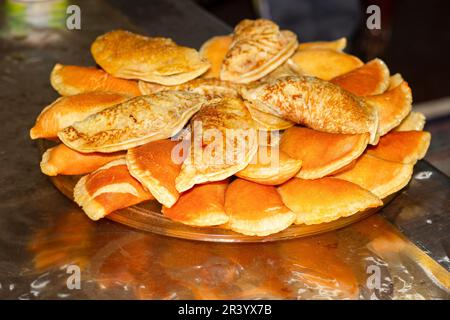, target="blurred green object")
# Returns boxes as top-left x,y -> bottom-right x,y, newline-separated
1,0 -> 68,37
